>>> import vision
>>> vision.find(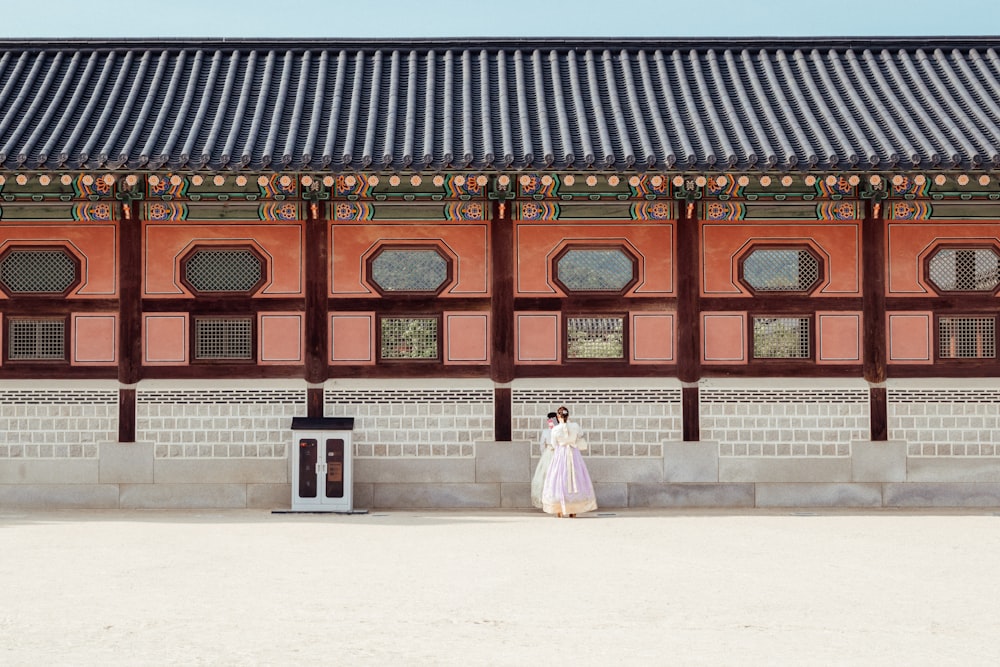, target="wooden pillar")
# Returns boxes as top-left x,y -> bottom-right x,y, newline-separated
863,194 -> 888,440
676,194 -> 701,441
491,197 -> 514,440
118,198 -> 141,442
304,198 -> 328,418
